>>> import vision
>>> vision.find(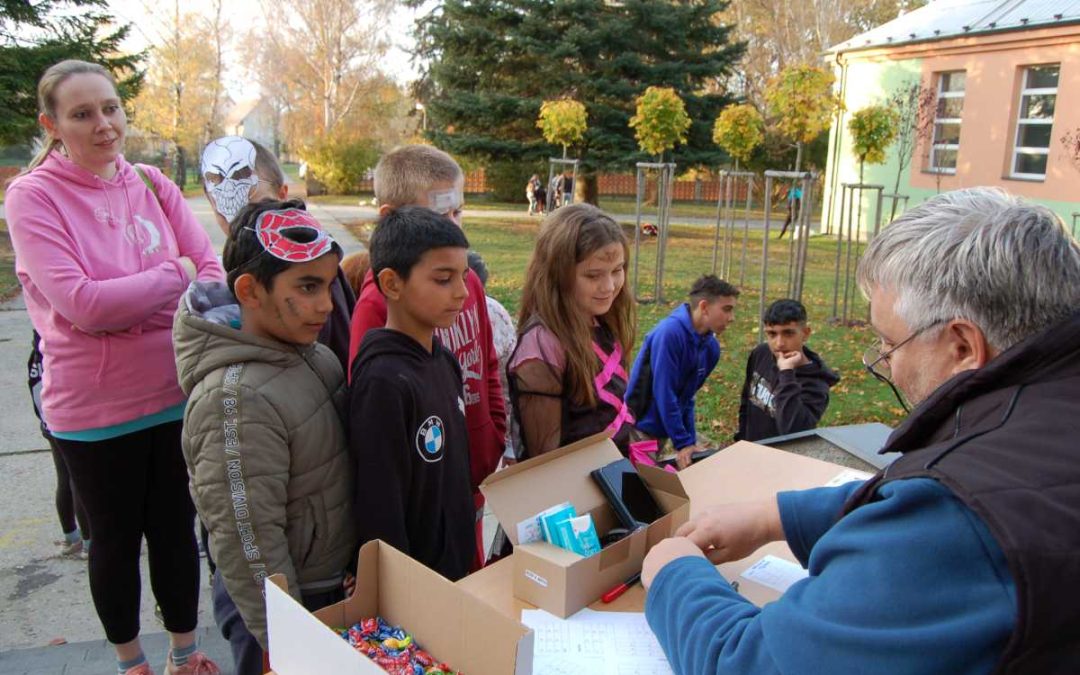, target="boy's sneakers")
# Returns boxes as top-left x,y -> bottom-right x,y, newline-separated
165,650 -> 220,675
56,538 -> 83,557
